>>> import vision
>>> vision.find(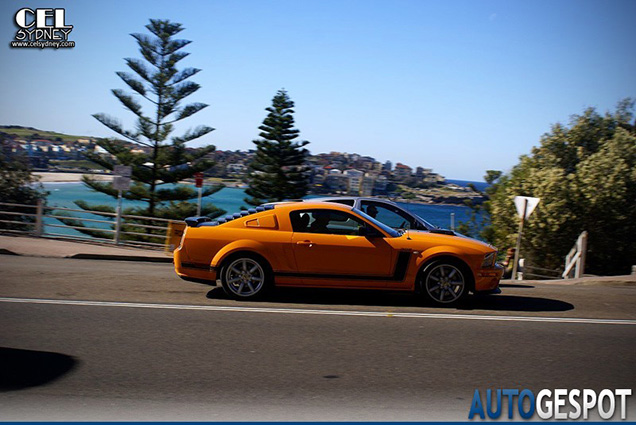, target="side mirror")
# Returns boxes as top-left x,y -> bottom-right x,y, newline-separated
359,224 -> 383,238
